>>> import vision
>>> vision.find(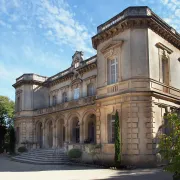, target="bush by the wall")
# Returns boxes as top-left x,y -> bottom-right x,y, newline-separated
17,146 -> 28,153
68,148 -> 82,159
